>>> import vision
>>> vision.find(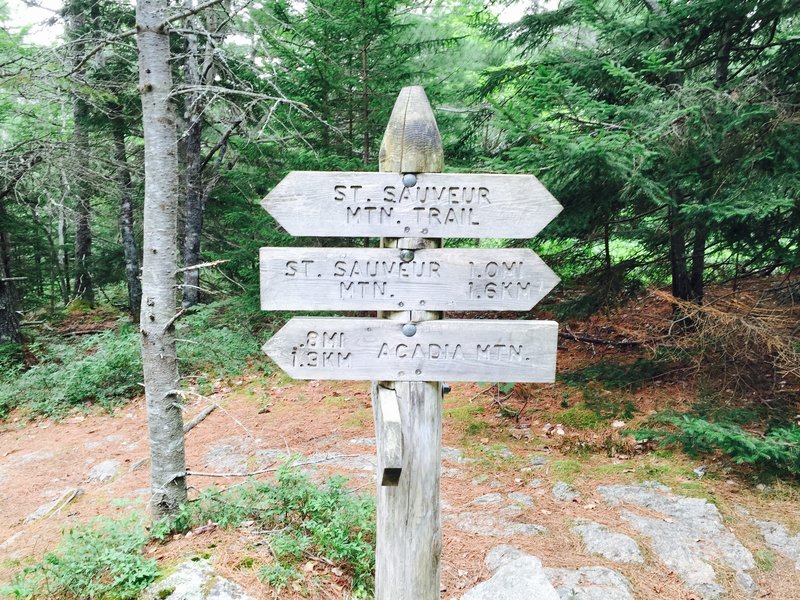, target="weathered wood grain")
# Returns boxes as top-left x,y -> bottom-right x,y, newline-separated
259,247 -> 559,311
374,390 -> 402,486
261,171 -> 562,239
376,85 -> 442,600
262,317 -> 558,382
